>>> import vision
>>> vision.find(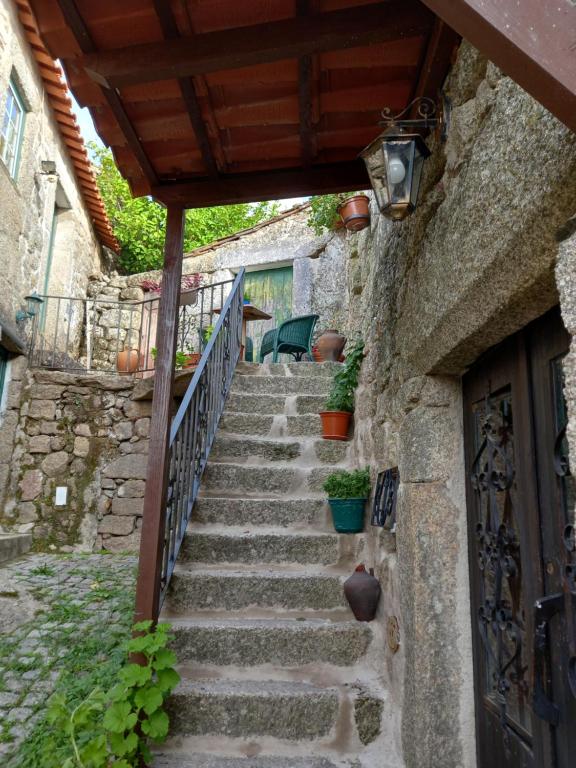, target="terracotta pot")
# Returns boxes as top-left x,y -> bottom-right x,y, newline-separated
320,410 -> 351,441
184,352 -> 201,368
316,329 -> 346,362
344,564 -> 381,622
117,348 -> 140,375
312,346 -> 323,363
337,194 -> 370,232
